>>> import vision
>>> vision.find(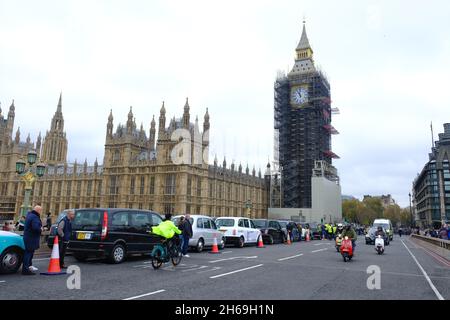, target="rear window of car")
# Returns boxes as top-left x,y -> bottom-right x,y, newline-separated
278,221 -> 287,228
216,219 -> 235,227
253,220 -> 267,228
72,210 -> 102,231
